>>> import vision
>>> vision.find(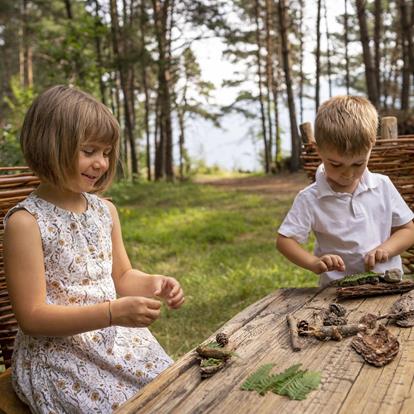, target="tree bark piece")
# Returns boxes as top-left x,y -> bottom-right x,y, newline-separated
336,281 -> 414,300
286,314 -> 302,351
351,324 -> 399,367
195,346 -> 233,360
